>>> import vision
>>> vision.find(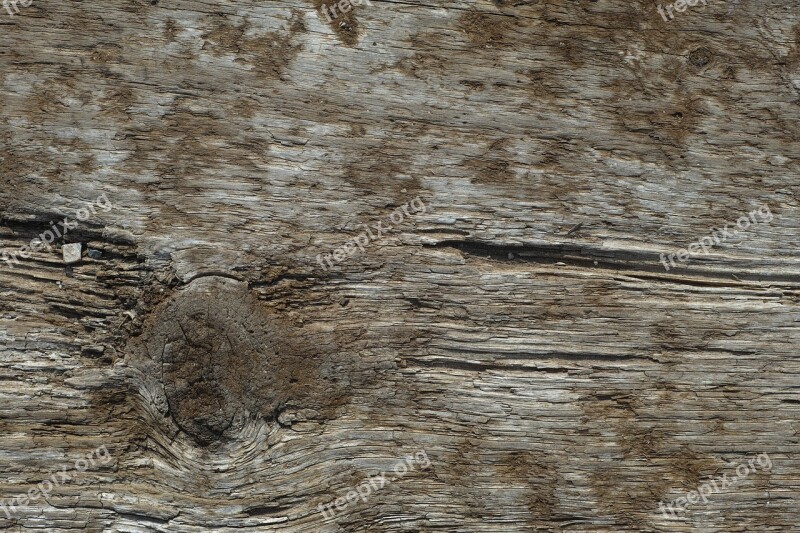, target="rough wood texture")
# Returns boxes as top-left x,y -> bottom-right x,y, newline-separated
1,0 -> 799,531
